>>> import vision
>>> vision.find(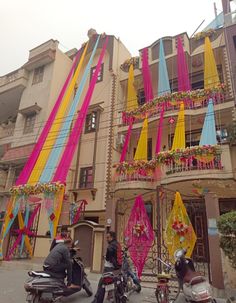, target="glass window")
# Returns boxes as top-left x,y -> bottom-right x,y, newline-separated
85,112 -> 97,133
32,66 -> 44,85
24,114 -> 36,134
148,138 -> 152,160
90,63 -> 104,83
137,89 -> 146,106
145,202 -> 153,227
79,167 -> 93,188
